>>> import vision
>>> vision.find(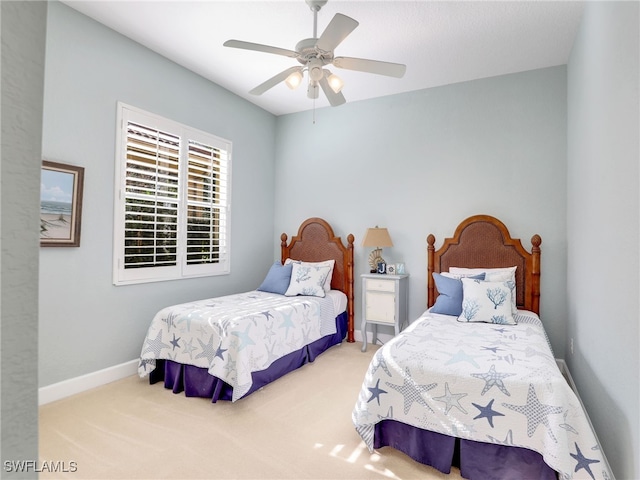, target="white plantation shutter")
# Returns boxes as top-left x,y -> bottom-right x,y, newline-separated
183,137 -> 230,275
124,122 -> 180,270
114,103 -> 231,285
